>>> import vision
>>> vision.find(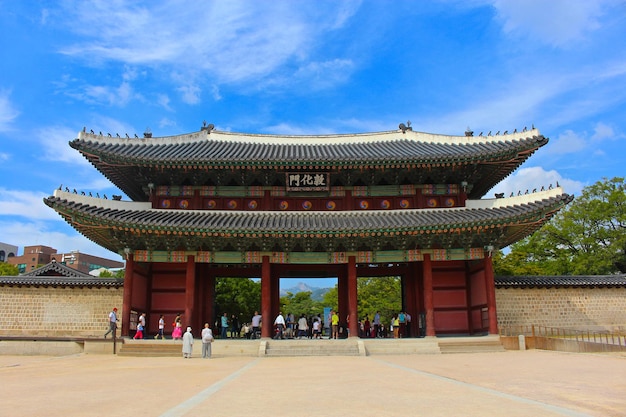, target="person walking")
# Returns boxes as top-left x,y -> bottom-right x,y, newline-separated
182,327 -> 194,358
138,313 -> 146,339
230,314 -> 239,339
251,311 -> 262,339
331,310 -> 339,339
104,307 -> 118,339
133,320 -> 144,339
274,311 -> 286,339
155,315 -> 165,339
201,323 -> 214,359
220,313 -> 229,339
172,313 -> 183,340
